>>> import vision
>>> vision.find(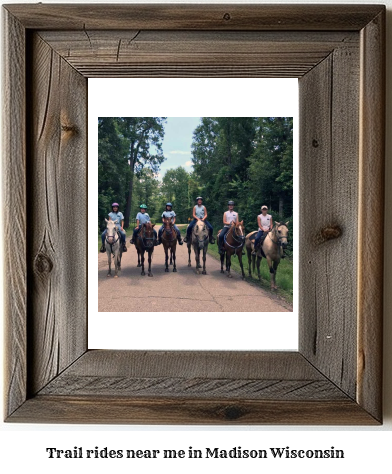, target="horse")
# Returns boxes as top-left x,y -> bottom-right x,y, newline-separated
187,220 -> 209,274
104,219 -> 122,278
245,221 -> 289,290
161,217 -> 177,272
217,221 -> 246,279
134,222 -> 155,277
